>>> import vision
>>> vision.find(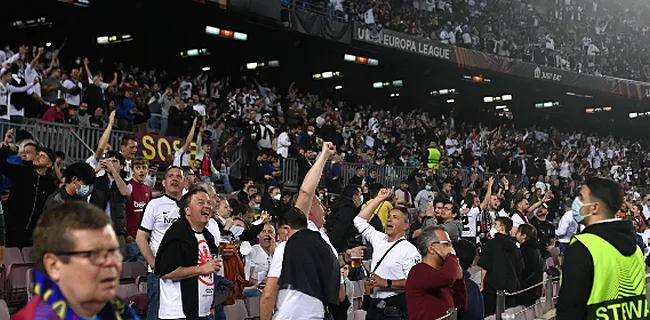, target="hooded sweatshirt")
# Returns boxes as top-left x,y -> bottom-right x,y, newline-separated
477,233 -> 524,294
557,220 -> 639,320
